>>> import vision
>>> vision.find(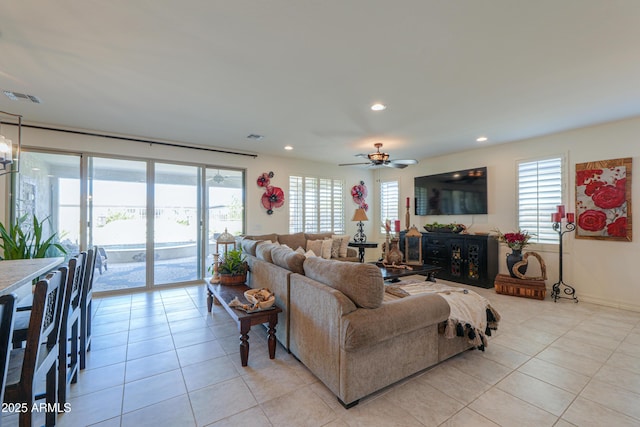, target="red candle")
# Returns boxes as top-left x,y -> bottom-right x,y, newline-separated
394,220 -> 401,232
406,197 -> 410,208
566,212 -> 575,223
557,205 -> 565,218
552,213 -> 561,223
